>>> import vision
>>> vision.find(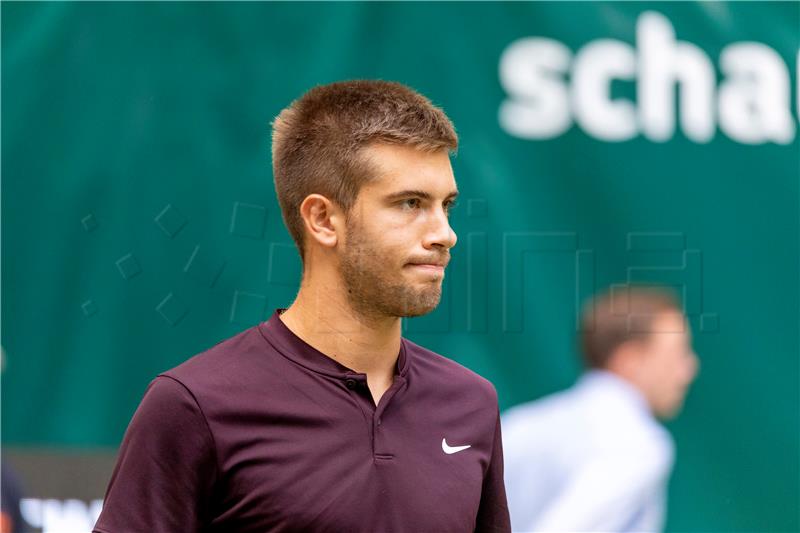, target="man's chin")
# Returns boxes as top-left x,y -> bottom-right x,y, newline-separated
655,399 -> 684,420
395,289 -> 442,318
400,305 -> 438,318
